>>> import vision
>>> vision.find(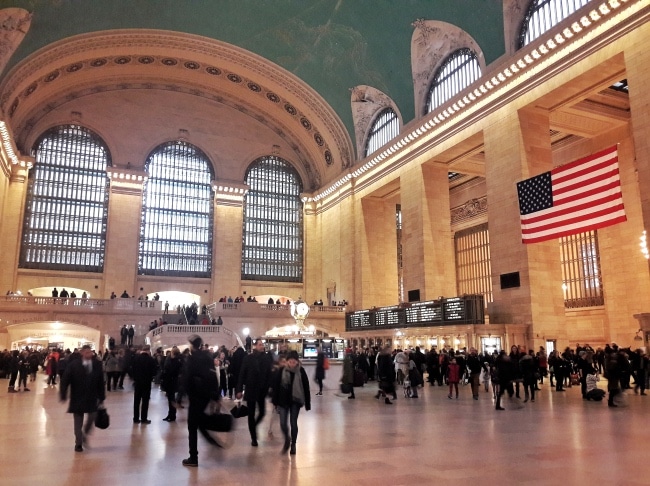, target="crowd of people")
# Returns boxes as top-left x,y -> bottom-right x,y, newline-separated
5,338 -> 648,468
336,342 -> 649,409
